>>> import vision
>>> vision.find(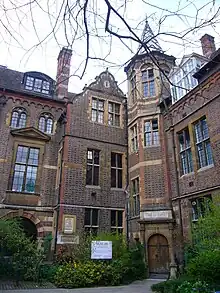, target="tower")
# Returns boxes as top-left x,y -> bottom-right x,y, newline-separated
124,19 -> 177,277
